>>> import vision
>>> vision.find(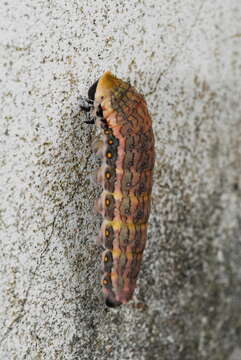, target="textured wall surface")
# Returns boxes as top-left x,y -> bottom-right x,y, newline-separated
0,0 -> 241,359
